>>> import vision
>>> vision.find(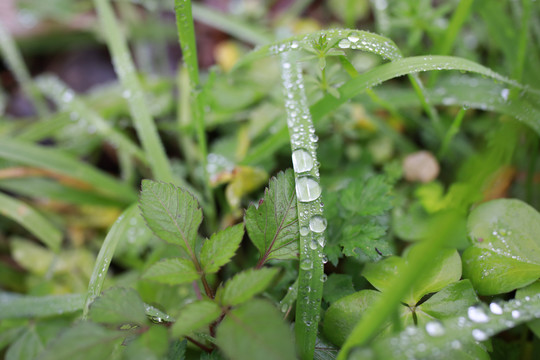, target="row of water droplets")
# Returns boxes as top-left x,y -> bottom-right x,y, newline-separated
373,294 -> 540,360
280,49 -> 327,337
